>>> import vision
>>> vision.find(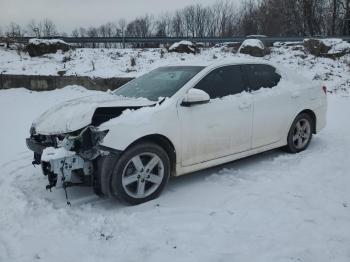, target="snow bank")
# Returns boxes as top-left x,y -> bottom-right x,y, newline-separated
322,38 -> 350,54
168,40 -> 195,51
239,39 -> 265,49
0,43 -> 349,92
28,38 -> 69,46
238,39 -> 267,57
